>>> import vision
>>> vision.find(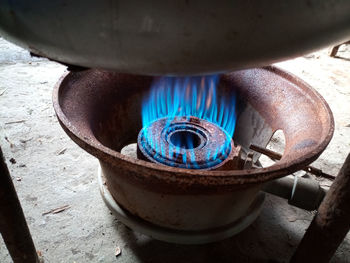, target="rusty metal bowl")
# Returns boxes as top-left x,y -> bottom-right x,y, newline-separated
1,0 -> 350,75
53,66 -> 333,233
